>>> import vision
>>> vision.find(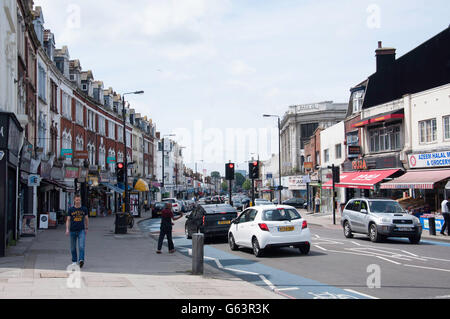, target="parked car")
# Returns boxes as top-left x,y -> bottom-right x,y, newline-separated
185,204 -> 238,240
282,198 -> 307,209
341,198 -> 422,244
228,205 -> 311,257
232,198 -> 244,211
152,202 -> 166,218
162,198 -> 182,213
